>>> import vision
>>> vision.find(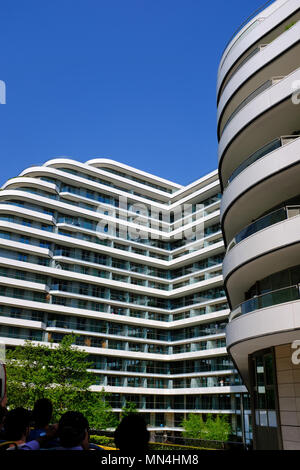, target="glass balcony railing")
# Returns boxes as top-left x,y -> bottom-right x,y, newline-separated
230,284 -> 300,321
0,269 -> 47,285
221,17 -> 300,88
233,43 -> 268,76
227,135 -> 300,186
222,76 -> 285,134
0,288 -> 48,303
50,284 -> 114,302
228,205 -> 300,251
220,16 -> 266,69
0,328 -> 43,341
